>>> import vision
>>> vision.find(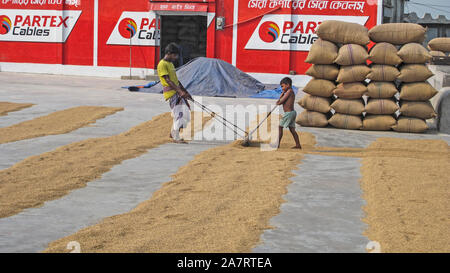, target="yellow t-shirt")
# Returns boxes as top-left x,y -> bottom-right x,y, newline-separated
157,59 -> 179,100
